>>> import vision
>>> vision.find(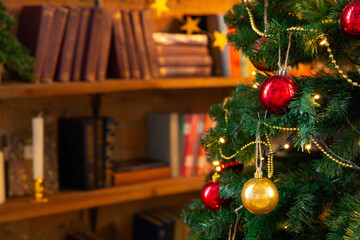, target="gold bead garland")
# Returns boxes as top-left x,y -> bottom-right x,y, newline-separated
260,121 -> 359,169
245,6 -> 360,88
219,140 -> 267,160
319,35 -> 360,87
310,137 -> 360,169
265,131 -> 273,178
